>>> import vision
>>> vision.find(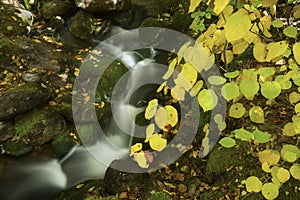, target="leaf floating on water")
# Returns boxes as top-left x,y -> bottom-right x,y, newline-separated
149,134 -> 167,151
145,99 -> 158,120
